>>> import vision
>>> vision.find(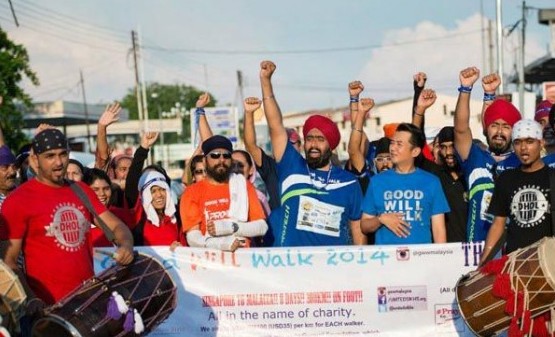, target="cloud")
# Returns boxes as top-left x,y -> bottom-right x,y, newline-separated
357,13 -> 547,101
